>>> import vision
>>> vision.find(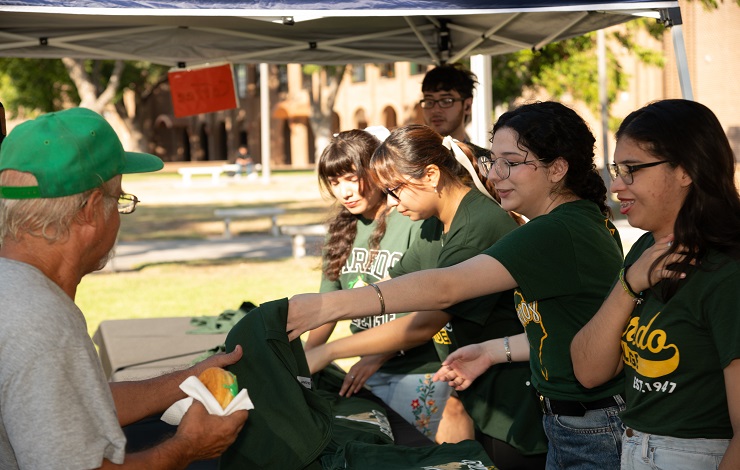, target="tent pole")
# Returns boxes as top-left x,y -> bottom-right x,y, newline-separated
469,54 -> 492,149
661,7 -> 694,100
259,62 -> 271,184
